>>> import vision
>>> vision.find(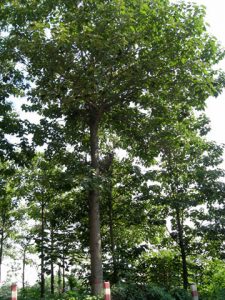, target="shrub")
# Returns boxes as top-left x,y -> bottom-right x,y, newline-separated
111,283 -> 174,300
0,284 -> 11,300
170,288 -> 192,300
